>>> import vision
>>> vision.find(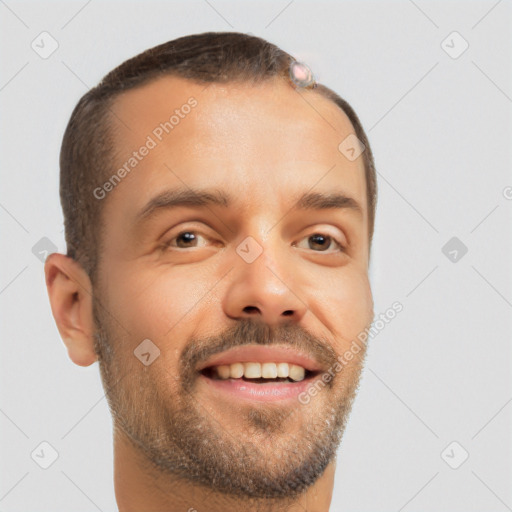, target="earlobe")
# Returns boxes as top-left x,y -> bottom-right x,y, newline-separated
44,253 -> 98,367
